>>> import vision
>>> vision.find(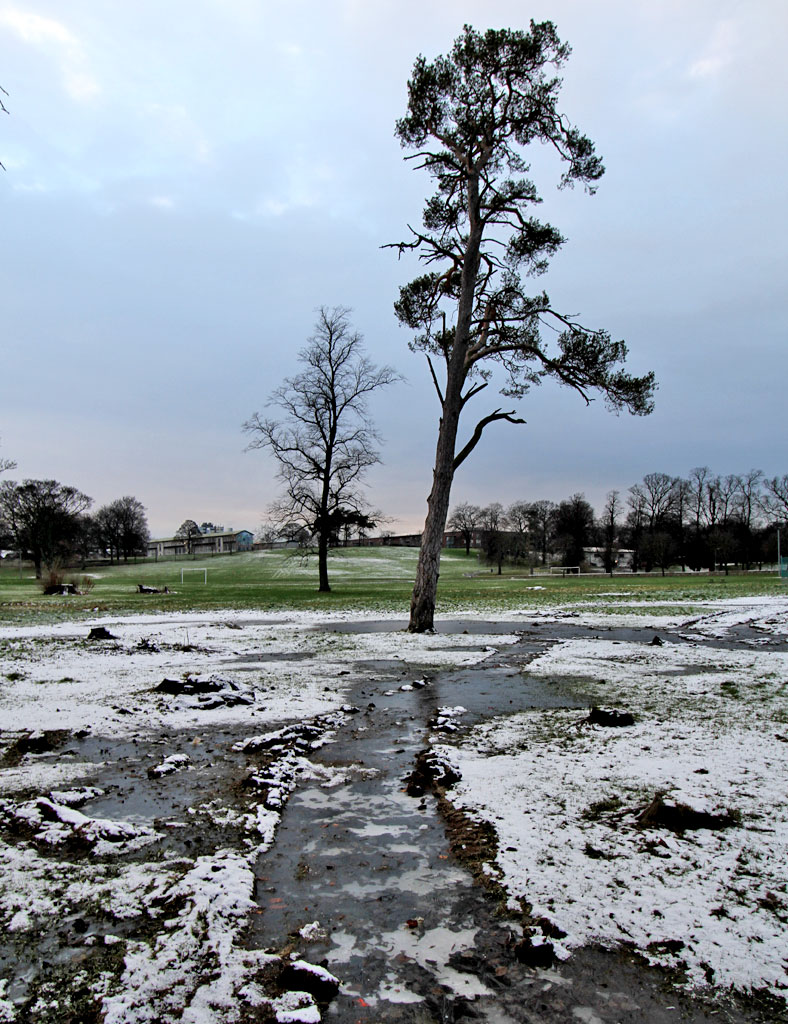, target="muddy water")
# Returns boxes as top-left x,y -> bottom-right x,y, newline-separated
249,632 -> 749,1023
